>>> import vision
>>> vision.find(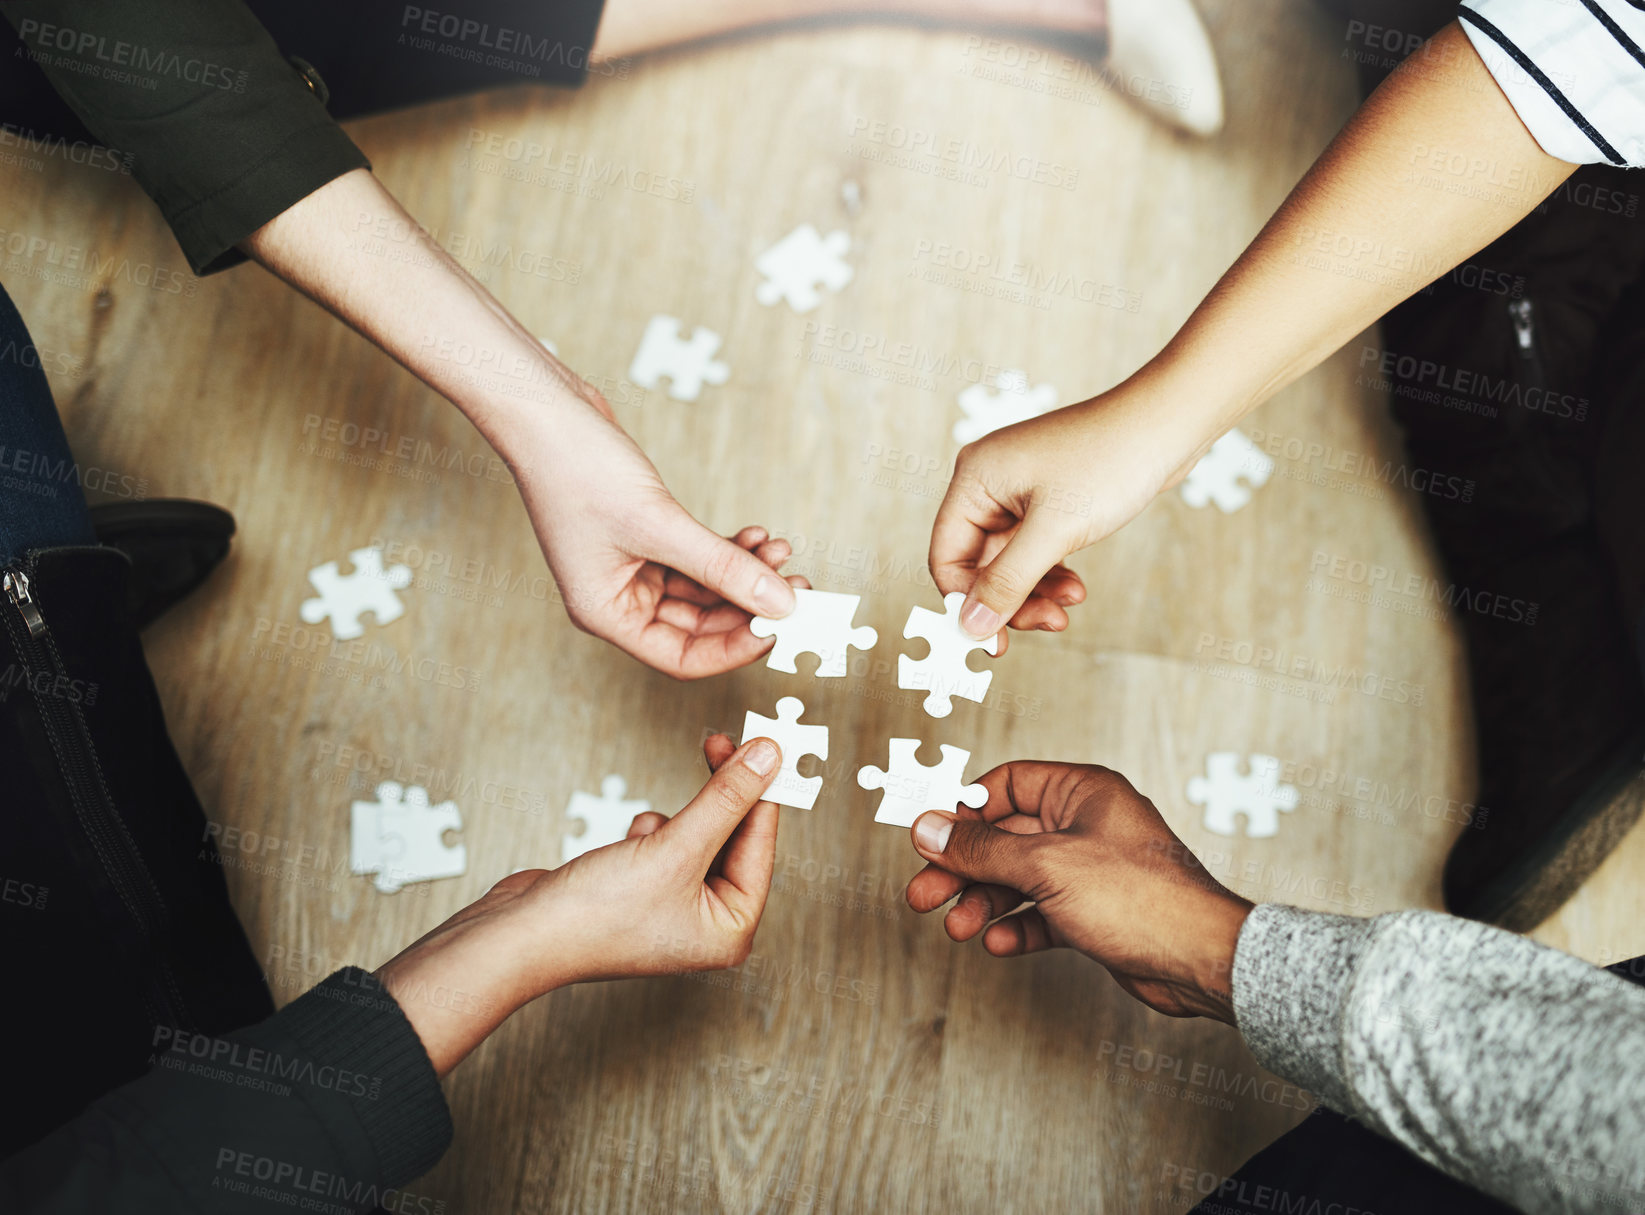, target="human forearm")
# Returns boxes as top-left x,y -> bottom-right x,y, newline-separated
240,167 -> 590,457
2,0 -> 369,274
930,26 -> 1580,637
1131,21 -> 1575,475
240,168 -> 801,674
373,889 -> 561,1078
1235,904 -> 1645,1215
